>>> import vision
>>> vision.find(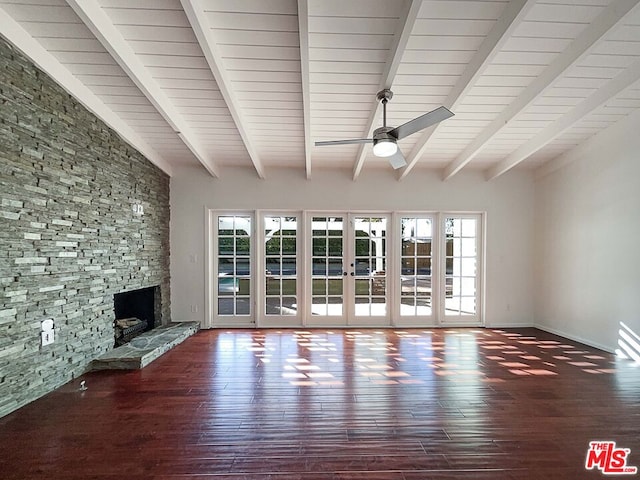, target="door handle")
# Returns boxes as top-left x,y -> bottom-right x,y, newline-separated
343,272 -> 348,276
350,272 -> 355,276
